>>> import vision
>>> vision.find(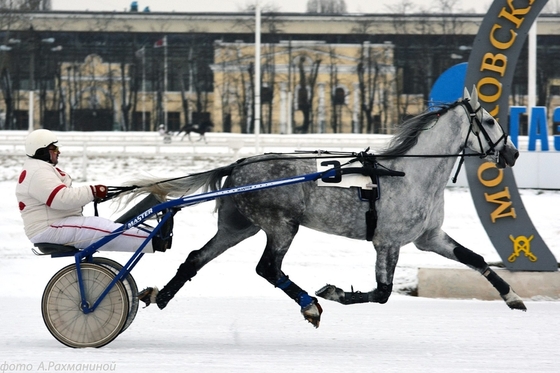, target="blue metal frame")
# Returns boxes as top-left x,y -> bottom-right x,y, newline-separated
70,168 -> 335,314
